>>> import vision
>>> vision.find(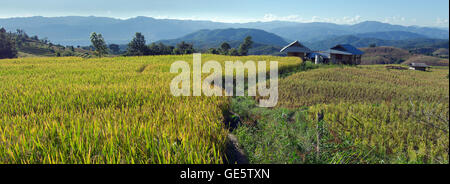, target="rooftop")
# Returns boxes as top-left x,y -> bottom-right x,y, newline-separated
280,40 -> 312,53
409,63 -> 430,67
